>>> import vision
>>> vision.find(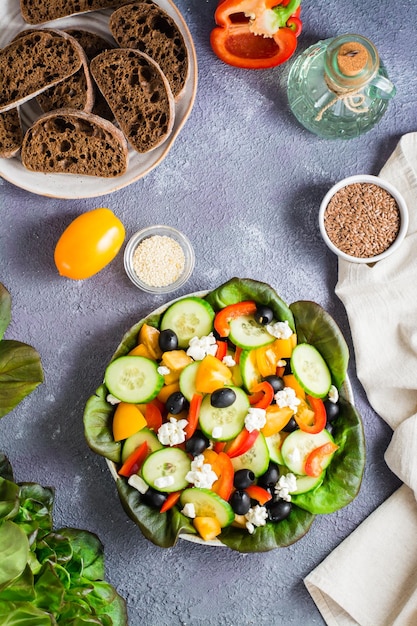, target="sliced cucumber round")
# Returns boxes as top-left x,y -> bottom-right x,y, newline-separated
105,356 -> 164,403
291,472 -> 324,494
280,428 -> 335,476
198,386 -> 249,440
290,343 -> 331,398
229,314 -> 275,350
231,432 -> 270,477
142,448 -> 191,493
239,349 -> 262,392
265,431 -> 289,465
179,360 -> 200,401
180,488 -> 234,527
122,427 -> 162,463
160,297 -> 215,349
